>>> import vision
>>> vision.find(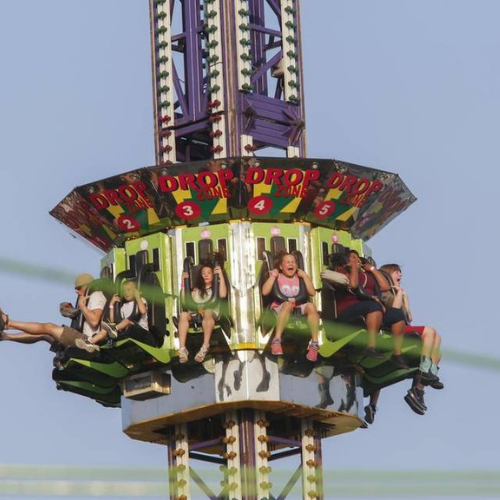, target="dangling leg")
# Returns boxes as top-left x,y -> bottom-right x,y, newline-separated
404,373 -> 427,415
195,310 -> 215,362
364,389 -> 380,425
177,312 -> 191,363
6,320 -> 64,343
274,302 -> 293,342
271,302 -> 293,356
1,331 -> 53,345
428,330 -> 444,389
365,310 -> 383,350
304,303 -> 320,362
390,320 -> 409,369
431,331 -> 442,366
